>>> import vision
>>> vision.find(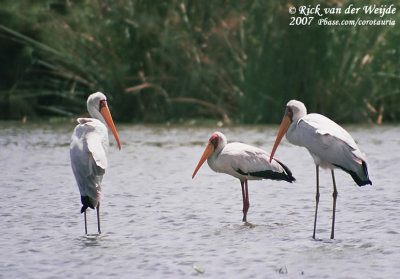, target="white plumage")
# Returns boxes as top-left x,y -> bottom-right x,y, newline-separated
70,92 -> 121,234
70,118 -> 107,209
192,131 -> 295,222
270,99 -> 371,239
284,100 -> 369,182
206,132 -> 293,181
